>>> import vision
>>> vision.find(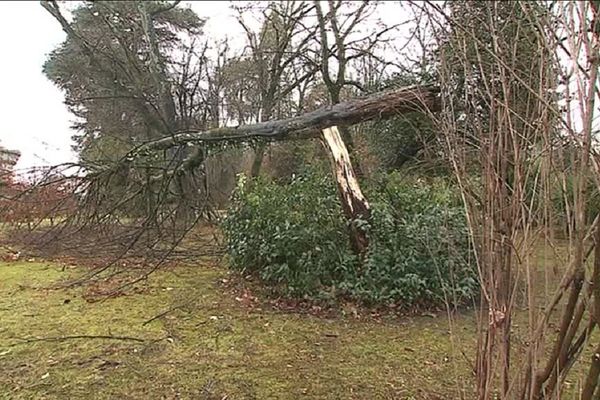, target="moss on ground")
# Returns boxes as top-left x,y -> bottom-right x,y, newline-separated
0,259 -> 478,399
